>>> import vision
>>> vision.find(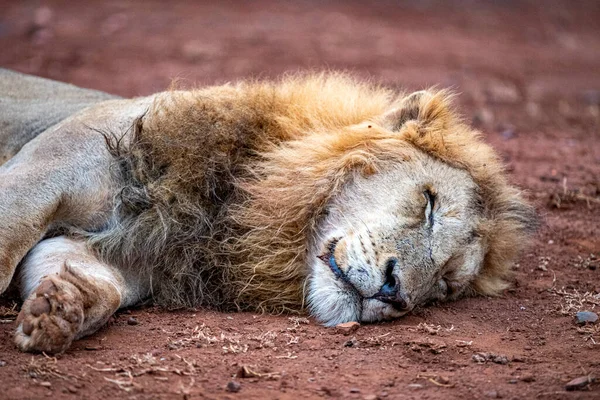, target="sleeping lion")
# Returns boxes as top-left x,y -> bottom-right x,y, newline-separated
0,69 -> 537,353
